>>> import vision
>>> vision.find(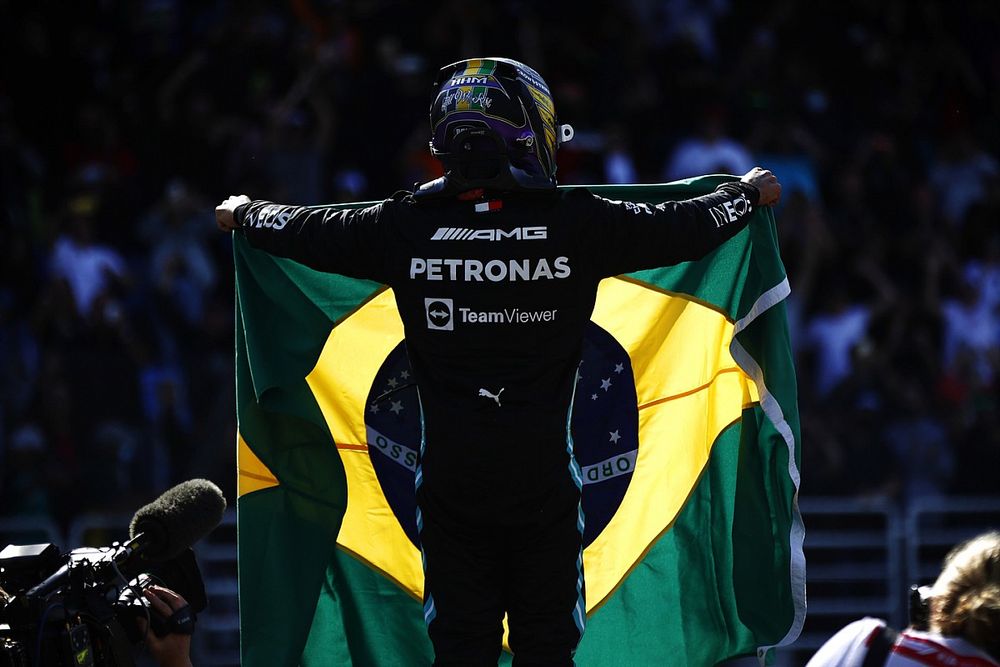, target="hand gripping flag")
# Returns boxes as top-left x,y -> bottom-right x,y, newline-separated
234,176 -> 805,666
